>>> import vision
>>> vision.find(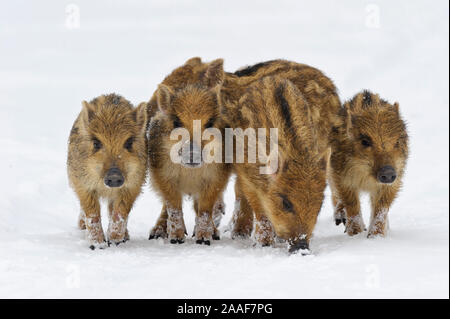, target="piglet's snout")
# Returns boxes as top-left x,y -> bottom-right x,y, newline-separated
179,140 -> 202,167
104,167 -> 124,188
377,165 -> 397,184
